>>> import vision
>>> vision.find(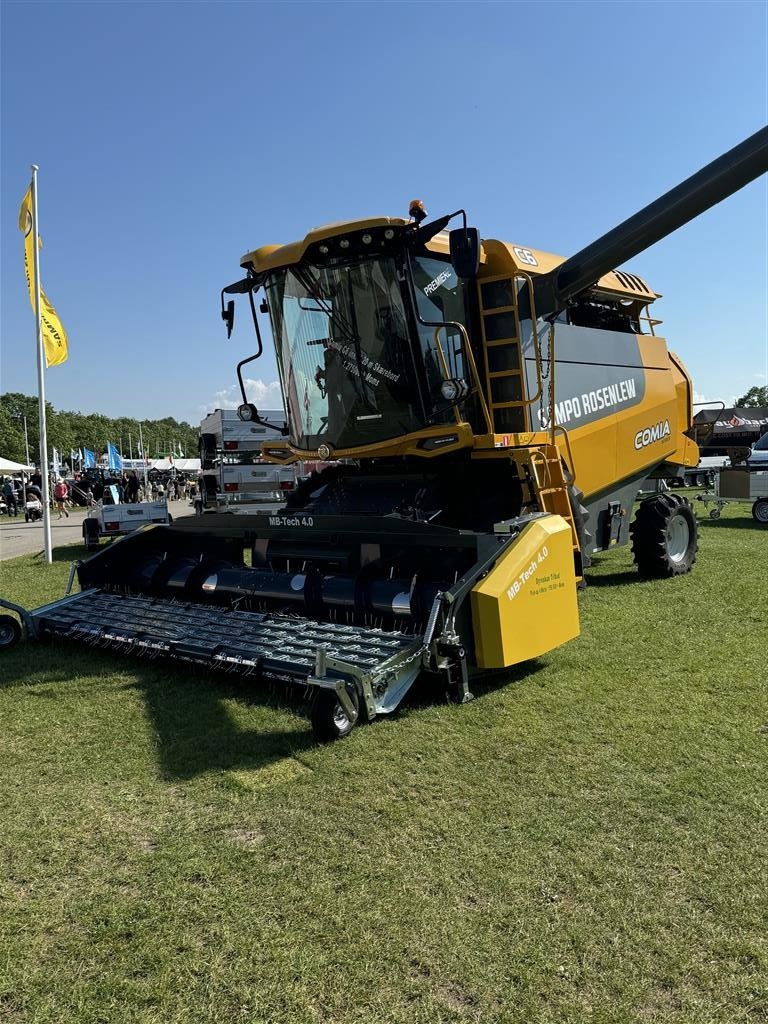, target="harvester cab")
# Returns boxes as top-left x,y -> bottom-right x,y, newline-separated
2,128 -> 766,740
